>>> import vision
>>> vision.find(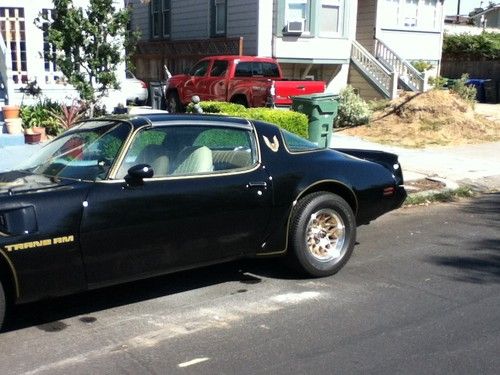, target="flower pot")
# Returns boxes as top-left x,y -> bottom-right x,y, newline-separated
5,118 -> 24,134
2,105 -> 20,120
24,132 -> 42,144
33,126 -> 48,142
